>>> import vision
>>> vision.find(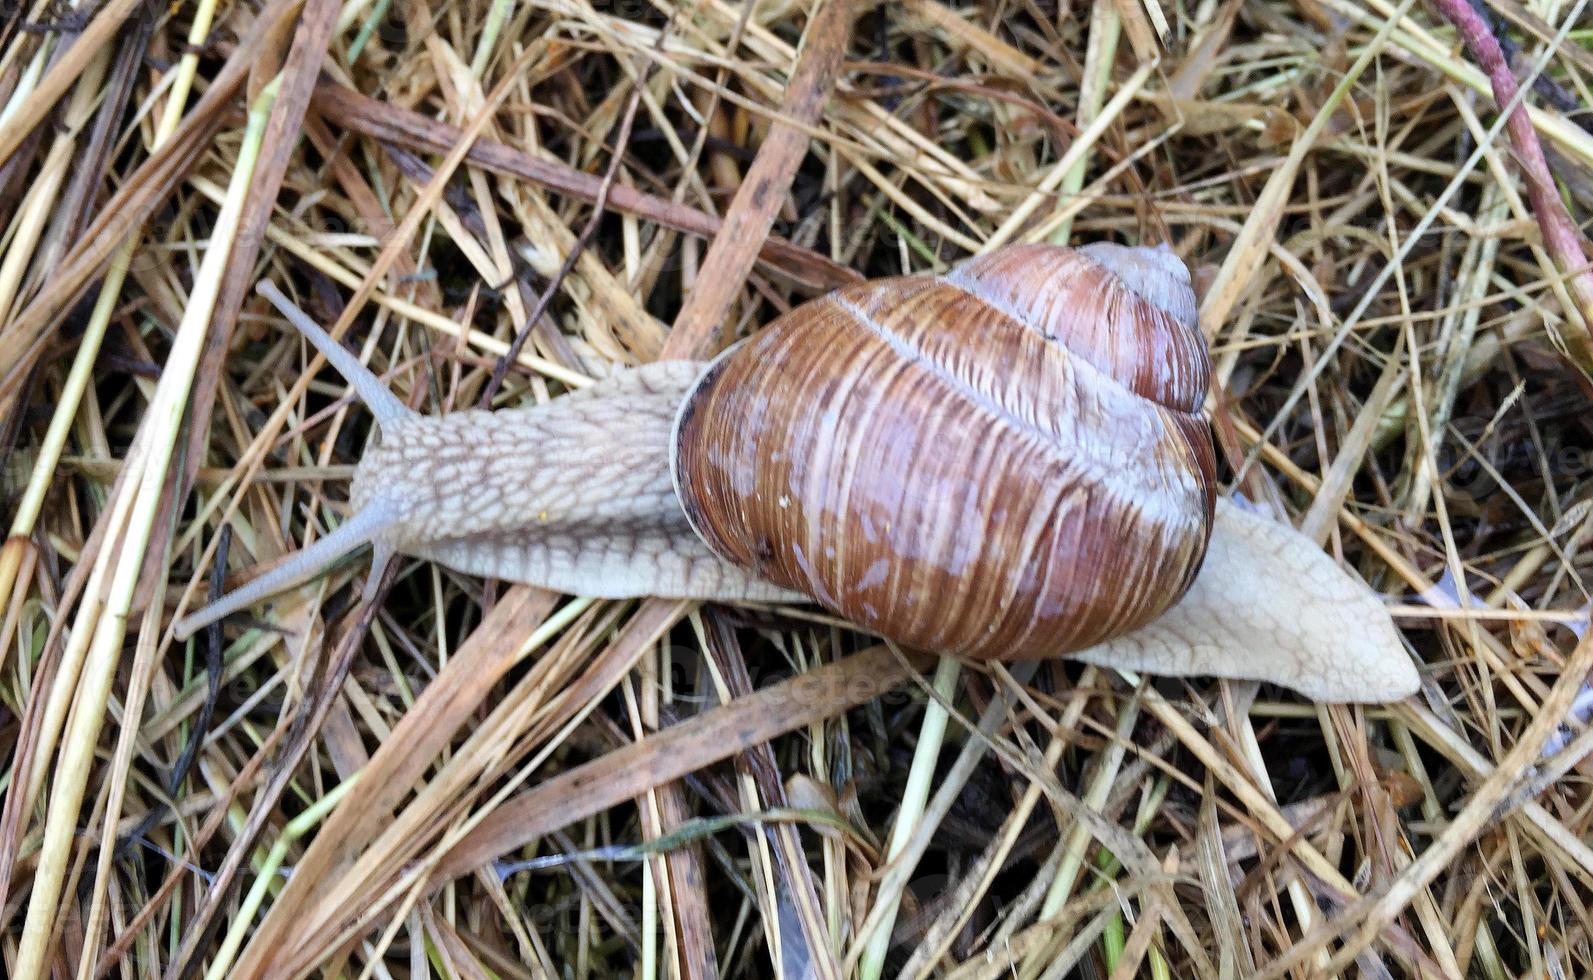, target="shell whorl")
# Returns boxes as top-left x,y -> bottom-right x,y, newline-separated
672,243 -> 1218,659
